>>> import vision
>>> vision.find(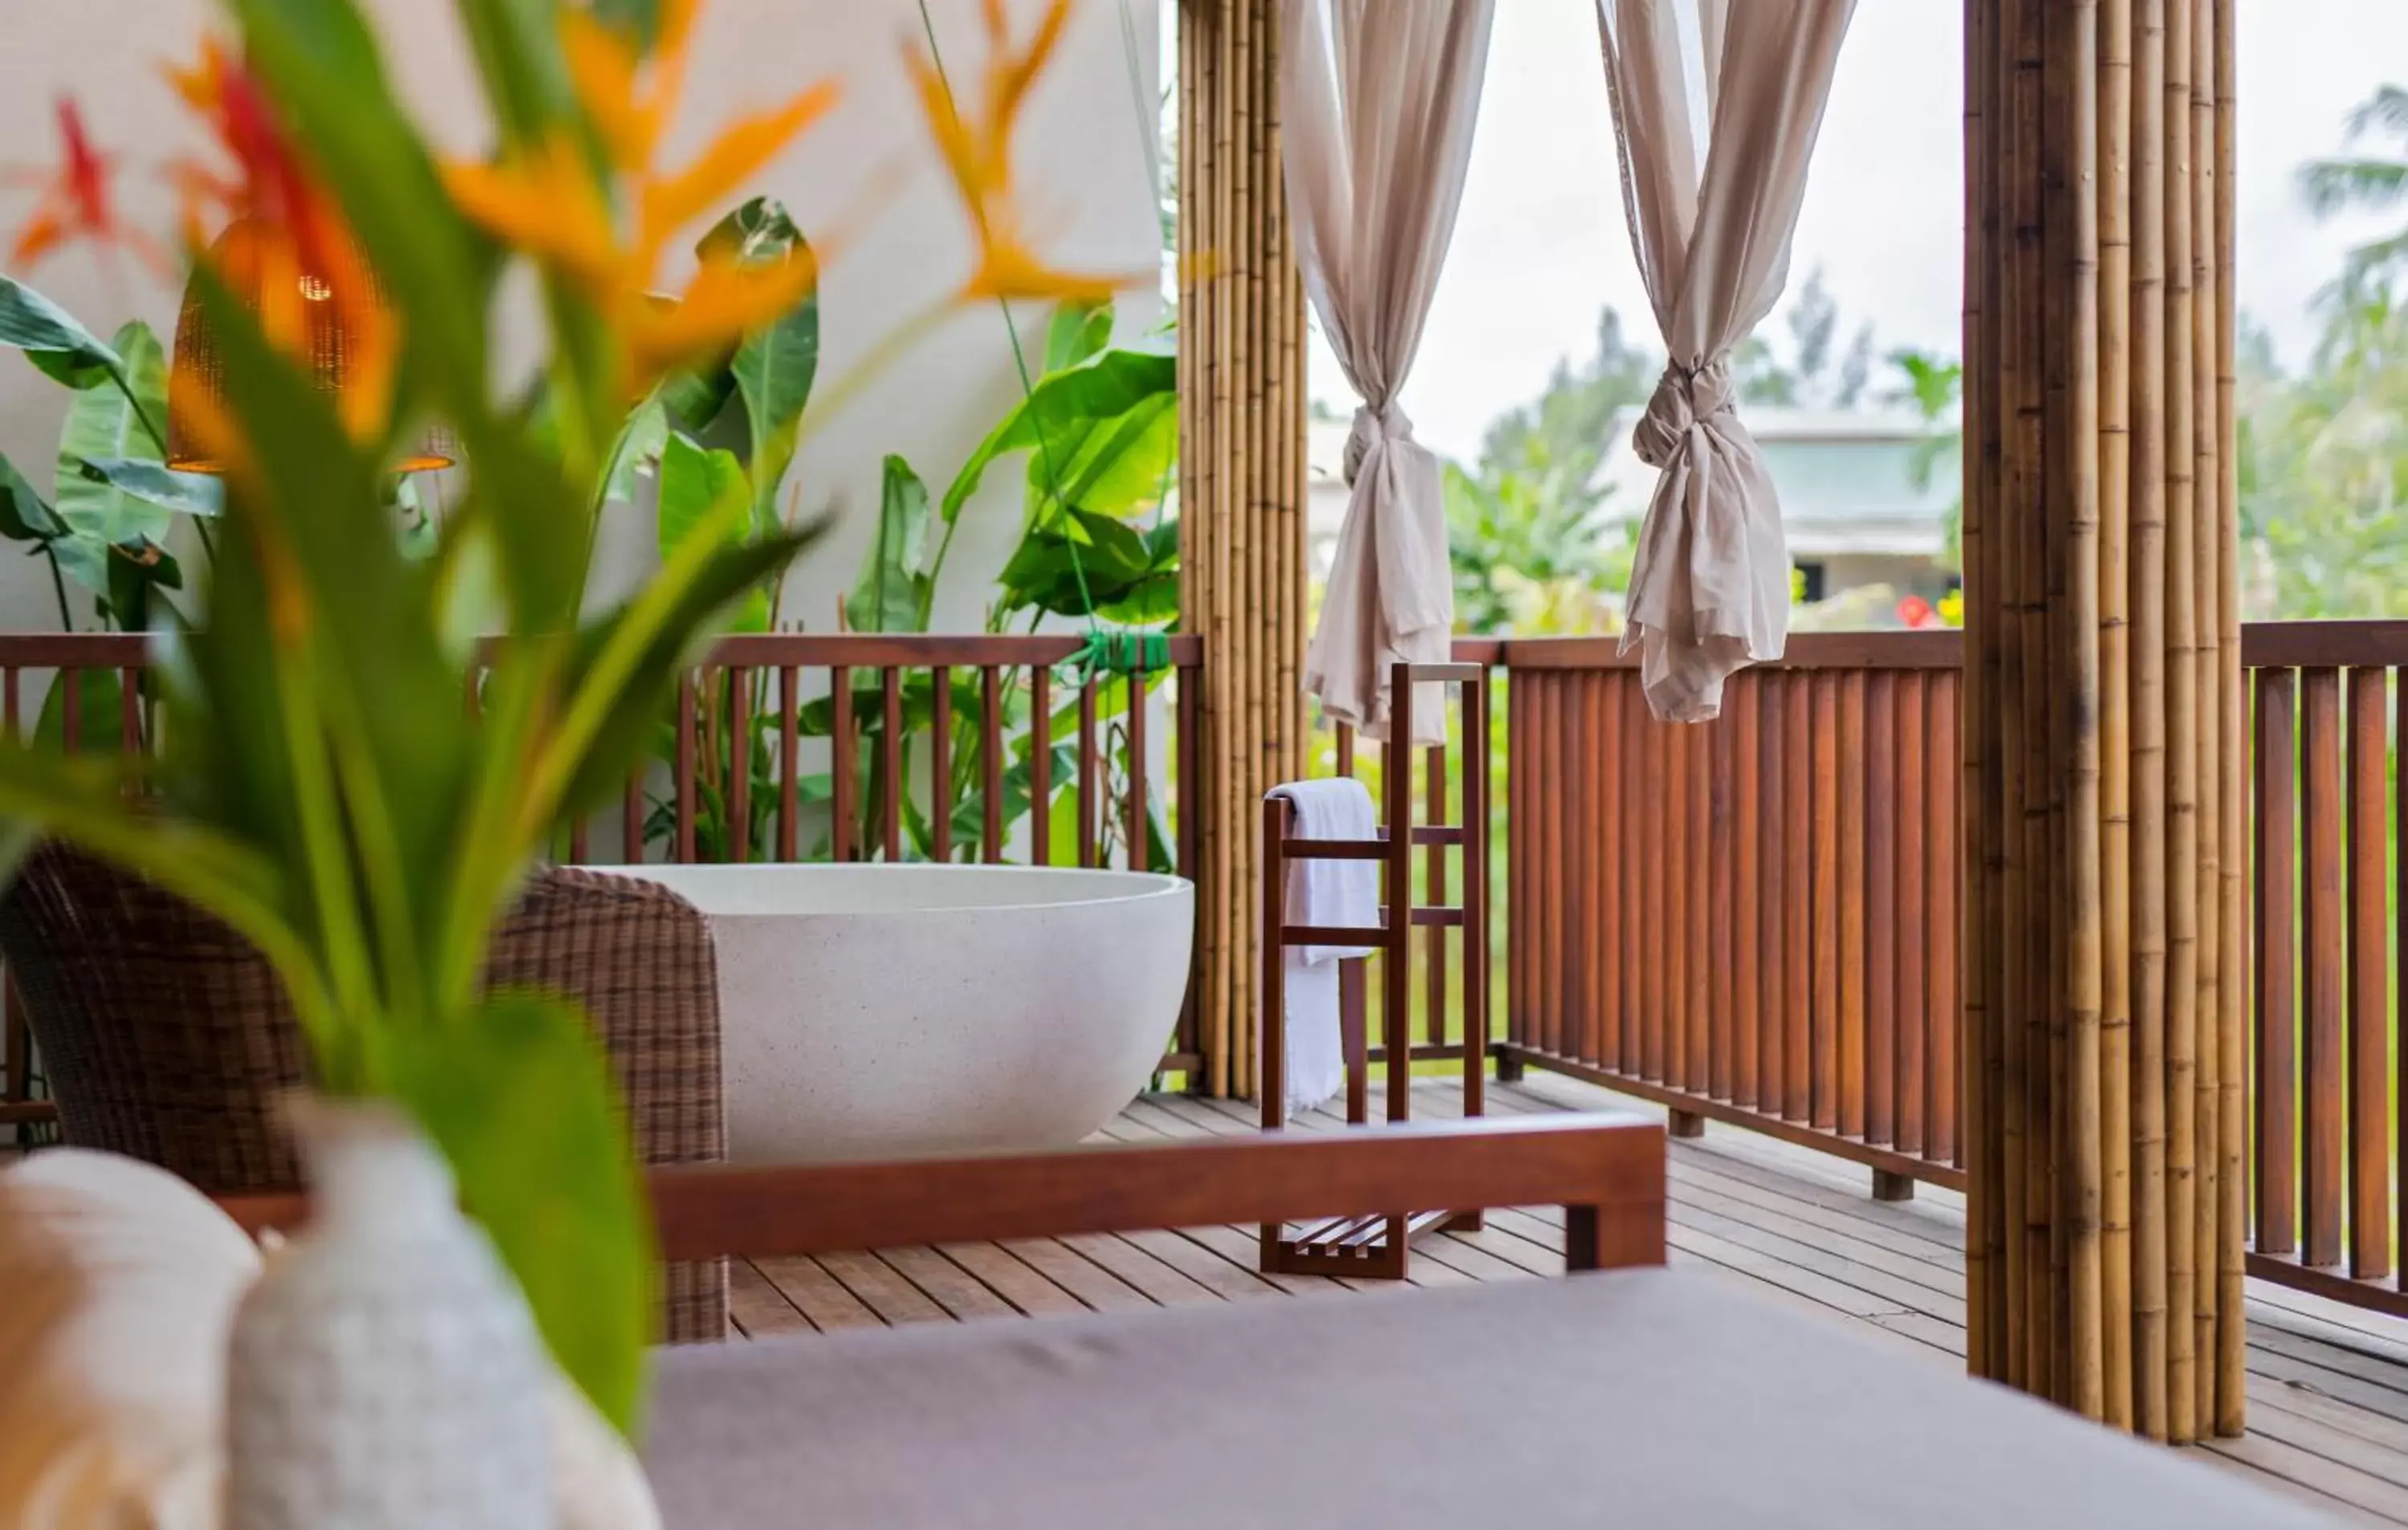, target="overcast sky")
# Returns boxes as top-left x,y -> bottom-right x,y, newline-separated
1308,0 -> 2408,462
